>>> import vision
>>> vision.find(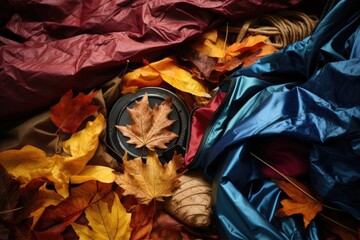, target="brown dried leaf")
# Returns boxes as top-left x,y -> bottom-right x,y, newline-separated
116,93 -> 178,151
115,151 -> 183,205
